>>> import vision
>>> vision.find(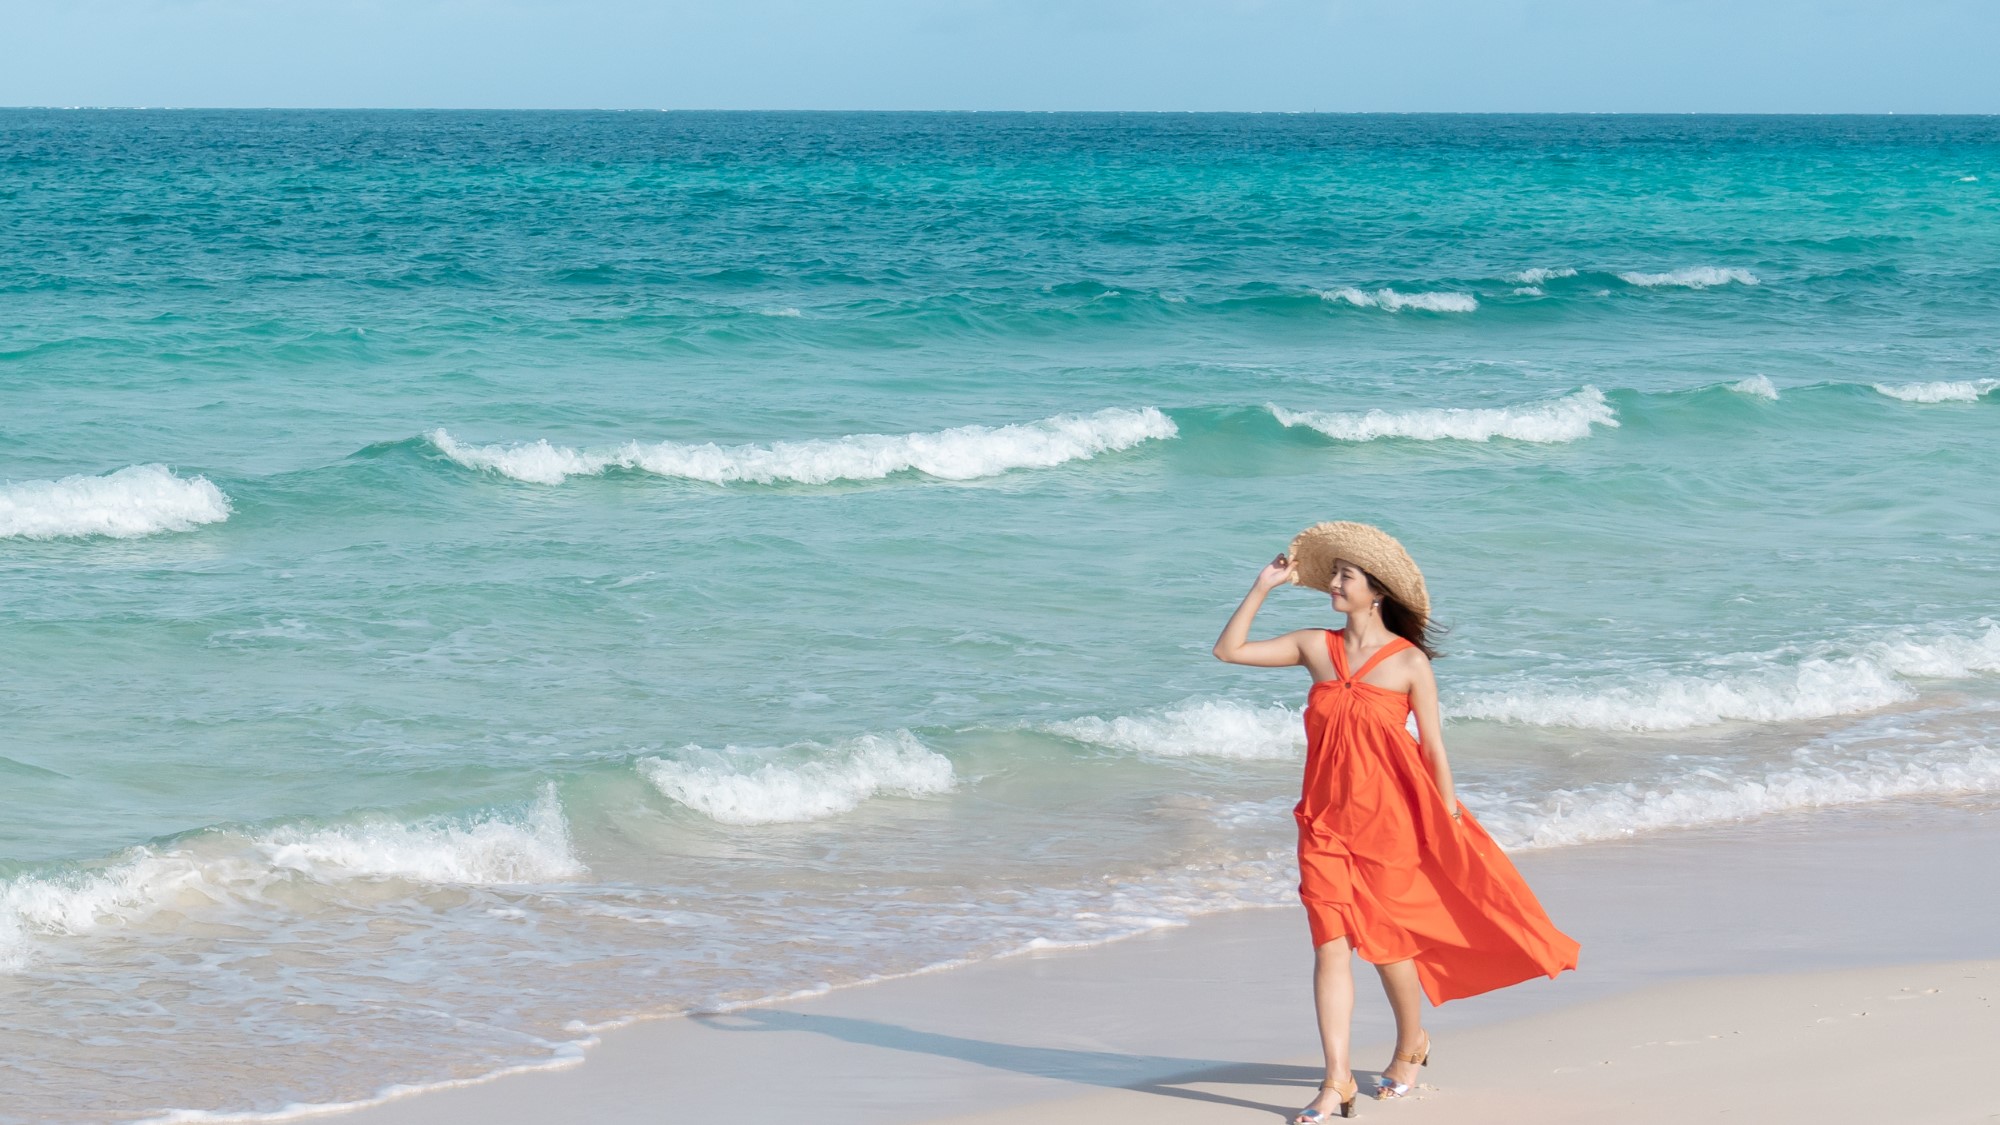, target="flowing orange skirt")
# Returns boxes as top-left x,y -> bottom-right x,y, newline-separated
1297,631 -> 1578,1004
